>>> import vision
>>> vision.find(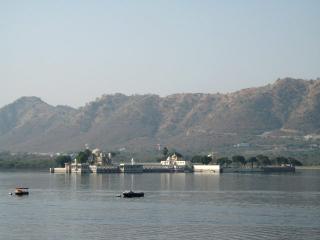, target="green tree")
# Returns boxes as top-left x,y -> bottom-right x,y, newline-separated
76,151 -> 90,163
201,156 -> 212,165
191,155 -> 203,164
191,155 -> 213,165
55,155 -> 72,167
256,155 -> 271,166
232,155 -> 246,167
288,157 -> 303,166
216,157 -> 228,166
162,147 -> 169,159
84,149 -> 92,158
225,158 -> 232,167
247,156 -> 258,168
274,156 -> 289,166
